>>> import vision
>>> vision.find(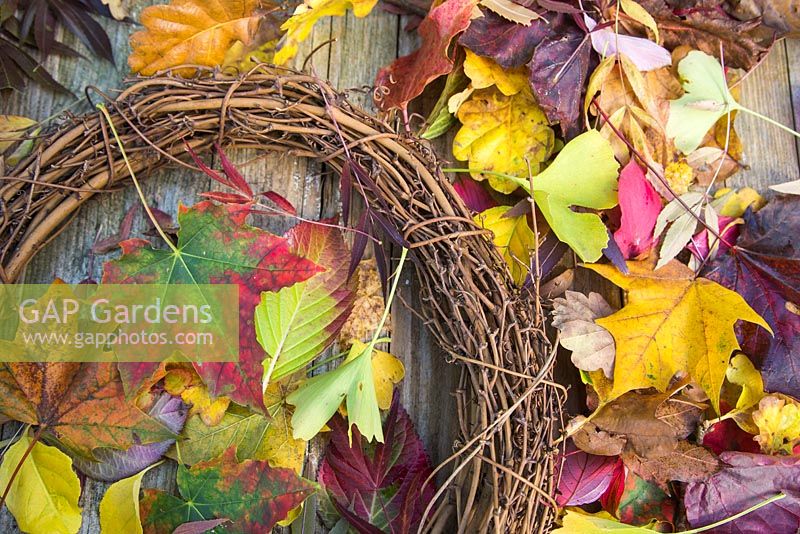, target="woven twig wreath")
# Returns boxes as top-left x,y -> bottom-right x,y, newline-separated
0,66 -> 564,532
